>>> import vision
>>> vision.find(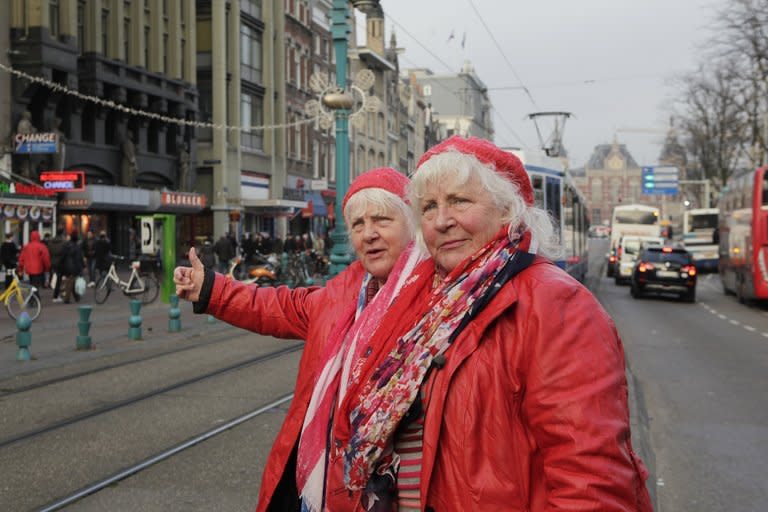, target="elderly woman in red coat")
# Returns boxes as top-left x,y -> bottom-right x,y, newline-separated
173,167 -> 424,511
321,136 -> 653,511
